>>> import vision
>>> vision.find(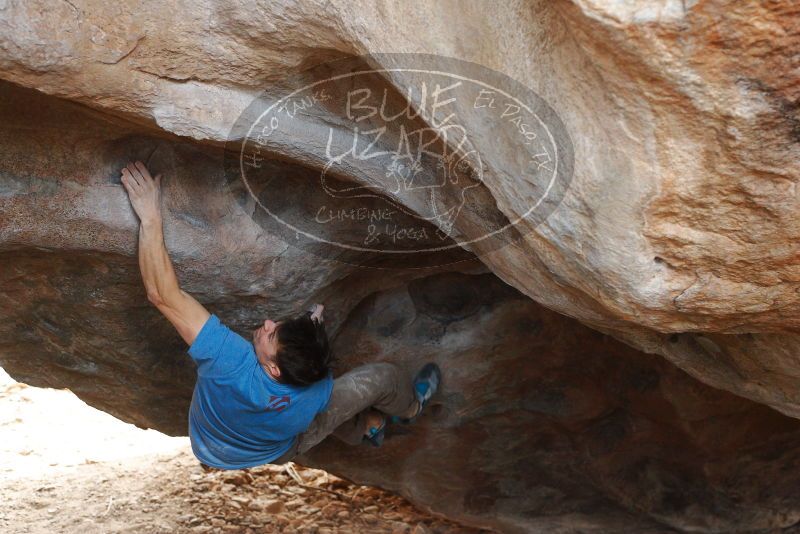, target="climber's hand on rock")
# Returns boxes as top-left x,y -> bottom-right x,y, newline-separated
309,303 -> 324,323
121,161 -> 162,224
